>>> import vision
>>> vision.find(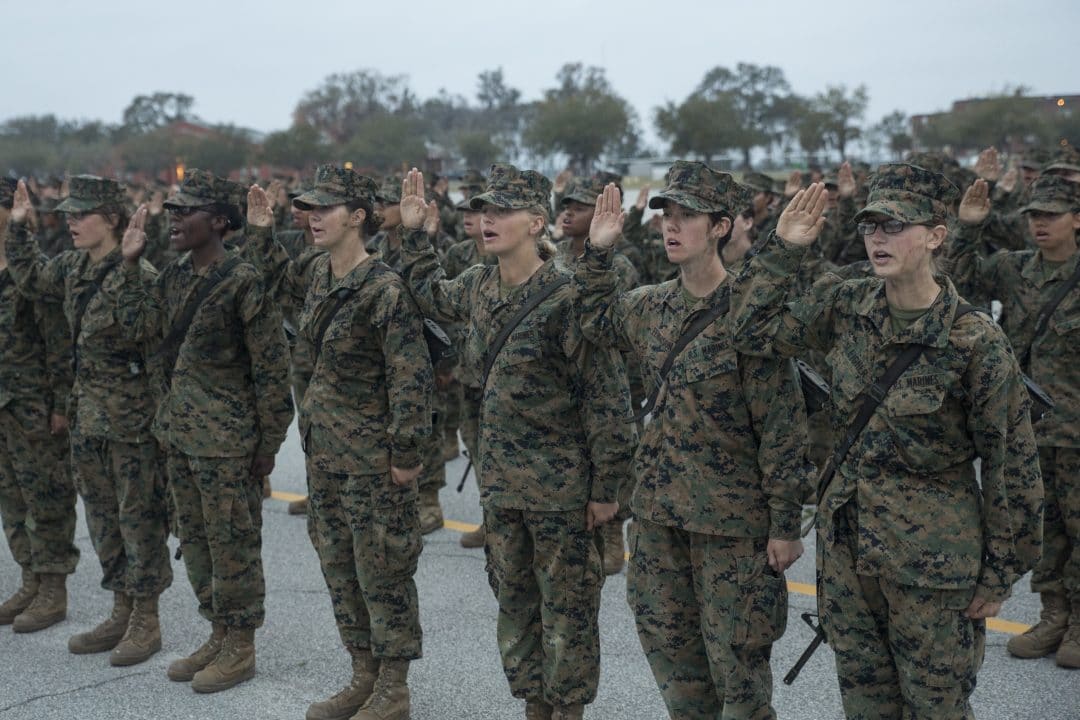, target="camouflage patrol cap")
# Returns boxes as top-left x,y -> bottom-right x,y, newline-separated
164,169 -> 240,209
821,171 -> 839,189
1020,175 -> 1079,214
0,178 -> 17,209
903,151 -> 958,175
1043,146 -> 1080,175
1020,148 -> 1052,170
648,160 -> 742,214
459,168 -> 486,194
54,175 -> 127,213
594,169 -> 623,191
293,165 -> 378,210
375,175 -> 403,205
469,164 -> 553,216
38,197 -> 61,213
741,171 -> 776,195
853,163 -> 960,225
561,176 -> 607,206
